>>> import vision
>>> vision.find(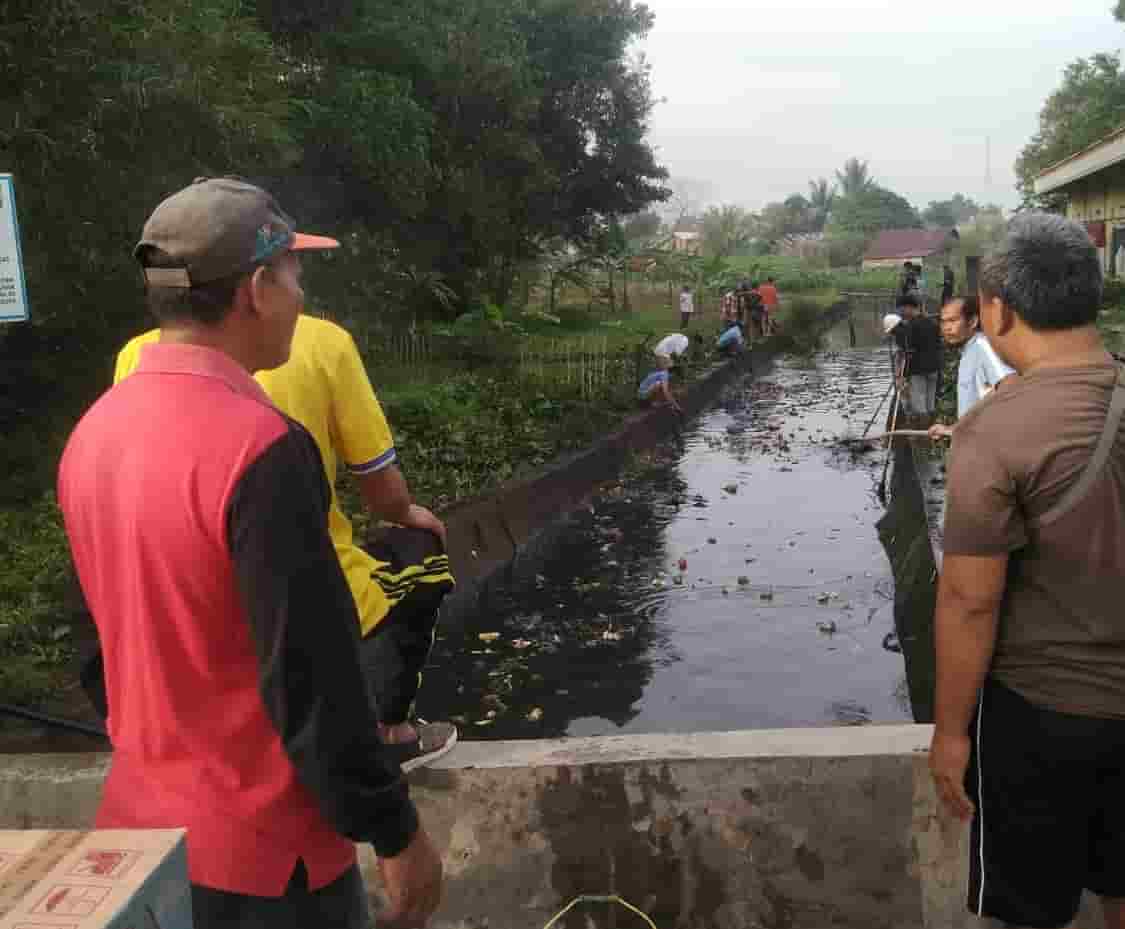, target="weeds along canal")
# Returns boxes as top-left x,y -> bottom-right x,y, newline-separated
417,312 -> 916,739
